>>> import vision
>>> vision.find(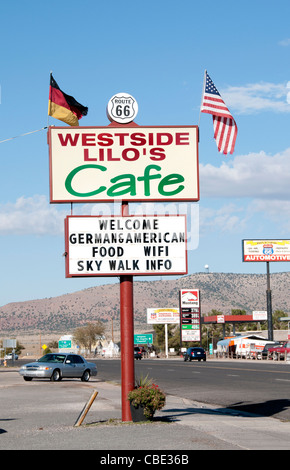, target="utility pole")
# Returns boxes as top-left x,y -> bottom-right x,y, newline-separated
266,262 -> 273,341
